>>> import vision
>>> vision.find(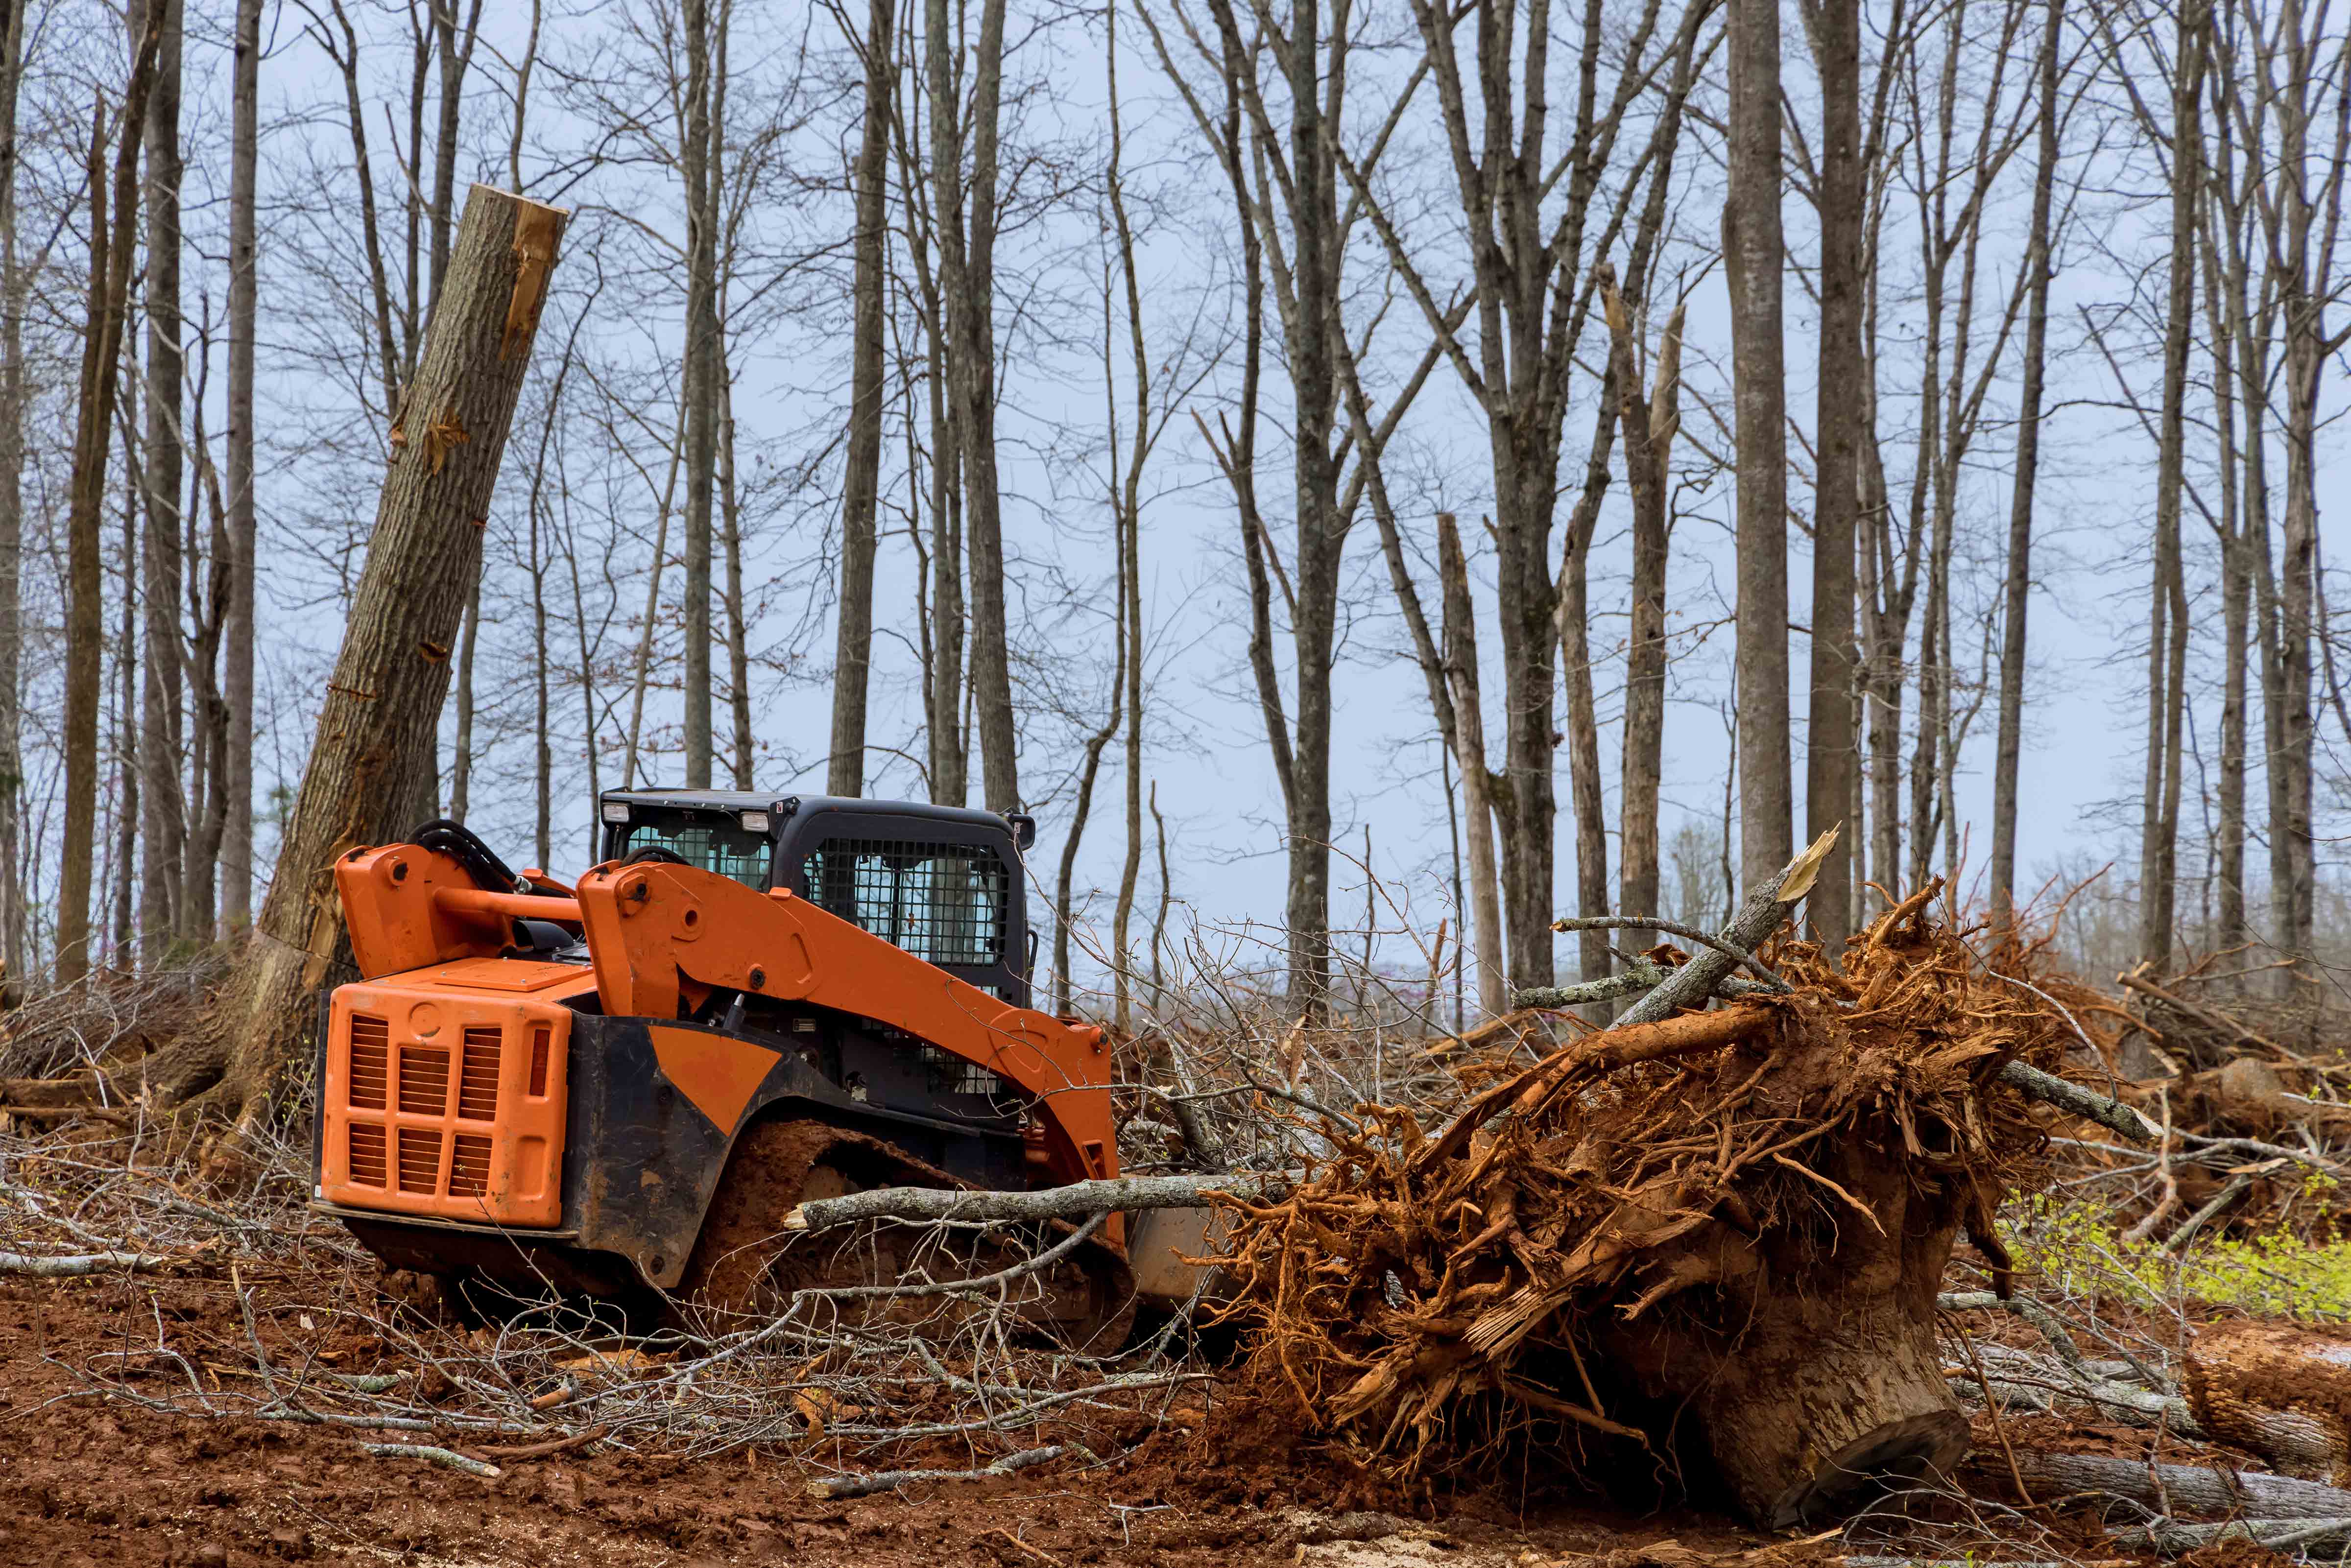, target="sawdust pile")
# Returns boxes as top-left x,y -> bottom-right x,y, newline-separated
1207,885 -> 2080,1505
